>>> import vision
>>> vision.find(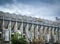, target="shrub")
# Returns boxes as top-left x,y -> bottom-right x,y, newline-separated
11,32 -> 27,44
